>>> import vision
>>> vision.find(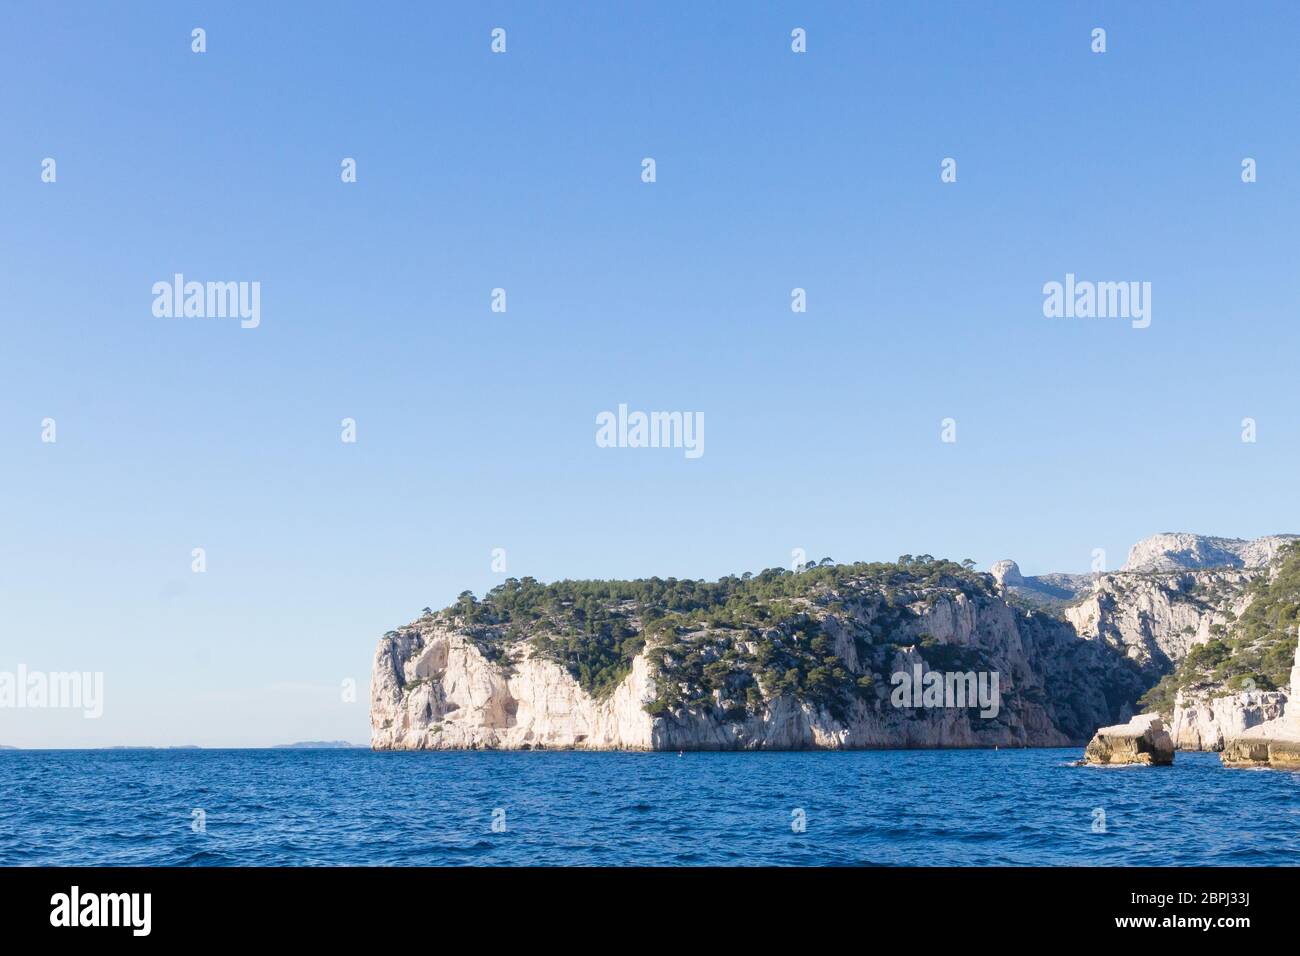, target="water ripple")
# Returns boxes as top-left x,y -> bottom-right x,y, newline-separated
0,749 -> 1297,865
